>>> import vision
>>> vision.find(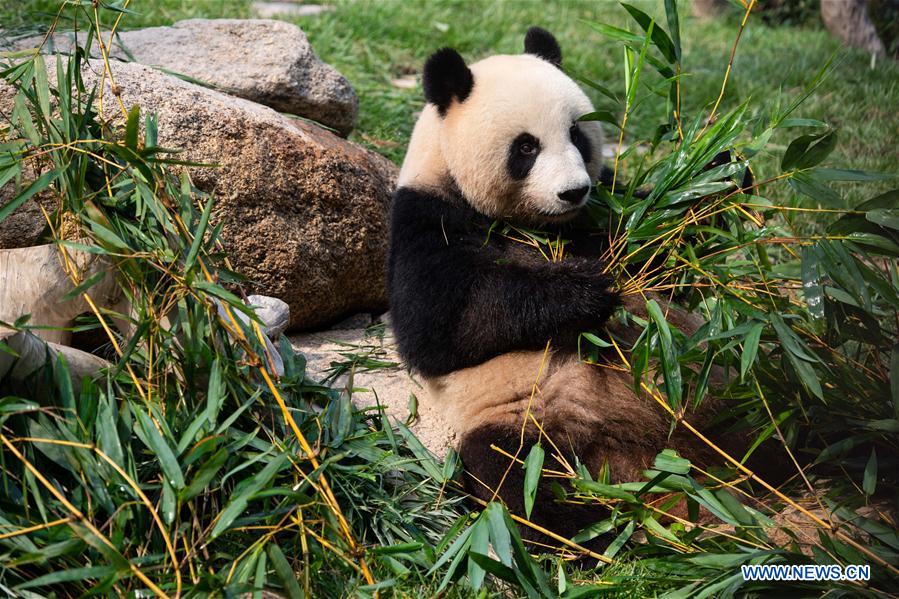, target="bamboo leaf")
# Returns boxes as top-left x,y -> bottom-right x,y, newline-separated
33,56 -> 51,119
467,518 -> 489,589
604,521 -> 635,559
578,110 -> 621,129
664,0 -> 682,62
211,453 -> 289,538
572,479 -> 639,503
626,20 -> 655,109
740,322 -> 764,380
622,3 -> 678,64
801,246 -> 826,327
522,443 -> 544,520
782,130 -> 837,171
267,542 -> 305,599
468,552 -> 517,585
60,270 -> 106,303
185,196 -> 213,272
653,449 -> 691,475
584,21 -> 644,45
867,209 -> 899,230
485,503 -> 513,567
863,448 -> 877,495
572,74 -> 619,102
124,104 -> 141,150
646,299 -> 683,408
181,448 -> 228,501
15,565 -> 119,591
133,406 -> 185,490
